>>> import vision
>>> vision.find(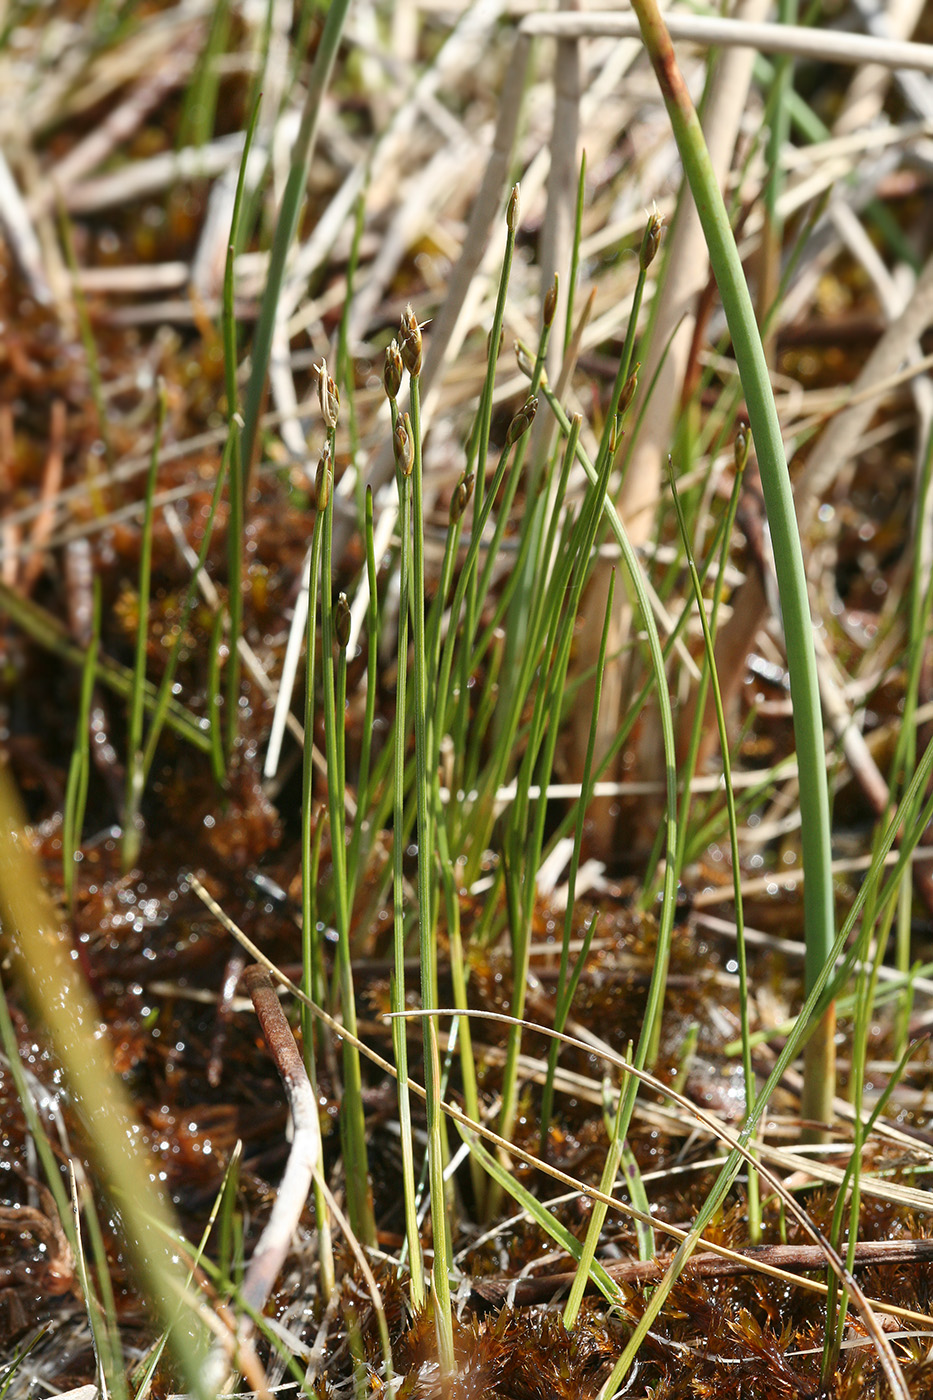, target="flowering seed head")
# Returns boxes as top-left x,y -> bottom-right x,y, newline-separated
543,275 -> 558,329
316,444 -> 332,509
394,413 -> 414,477
449,471 -> 475,525
384,340 -> 403,400
399,304 -> 423,377
619,362 -> 640,415
505,394 -> 537,449
334,592 -> 351,650
507,183 -> 521,233
316,359 -> 340,429
639,207 -> 664,271
515,342 -> 533,378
